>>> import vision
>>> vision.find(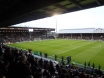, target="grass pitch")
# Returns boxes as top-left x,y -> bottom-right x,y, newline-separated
8,39 -> 104,69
